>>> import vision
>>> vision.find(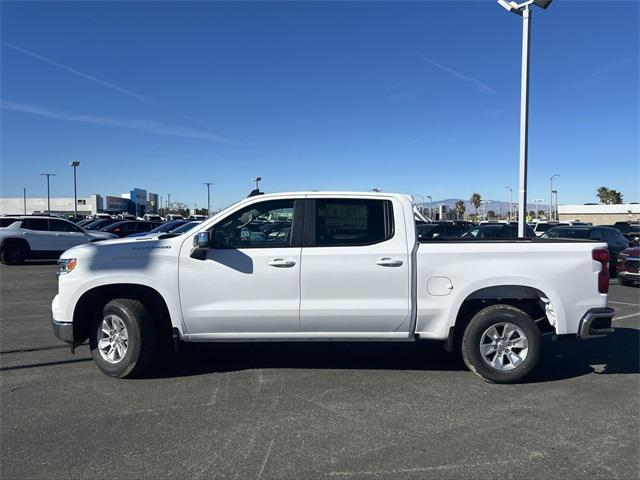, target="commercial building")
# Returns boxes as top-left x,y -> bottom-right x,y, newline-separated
558,203 -> 640,225
0,187 -> 159,217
